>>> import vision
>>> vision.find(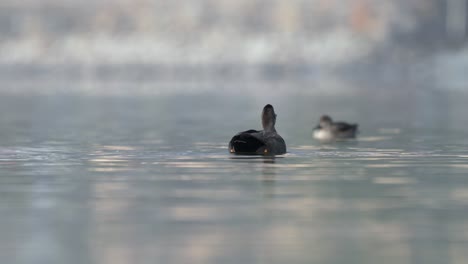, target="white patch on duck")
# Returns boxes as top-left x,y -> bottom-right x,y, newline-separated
313,129 -> 334,141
